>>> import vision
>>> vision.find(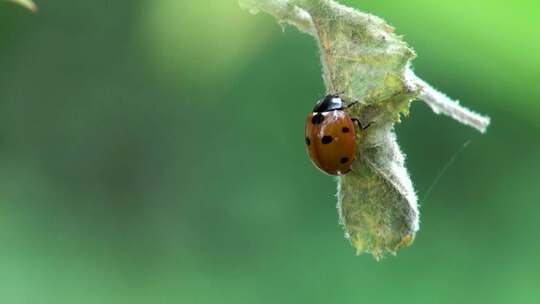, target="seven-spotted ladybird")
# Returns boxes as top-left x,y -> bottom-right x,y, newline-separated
305,94 -> 367,176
